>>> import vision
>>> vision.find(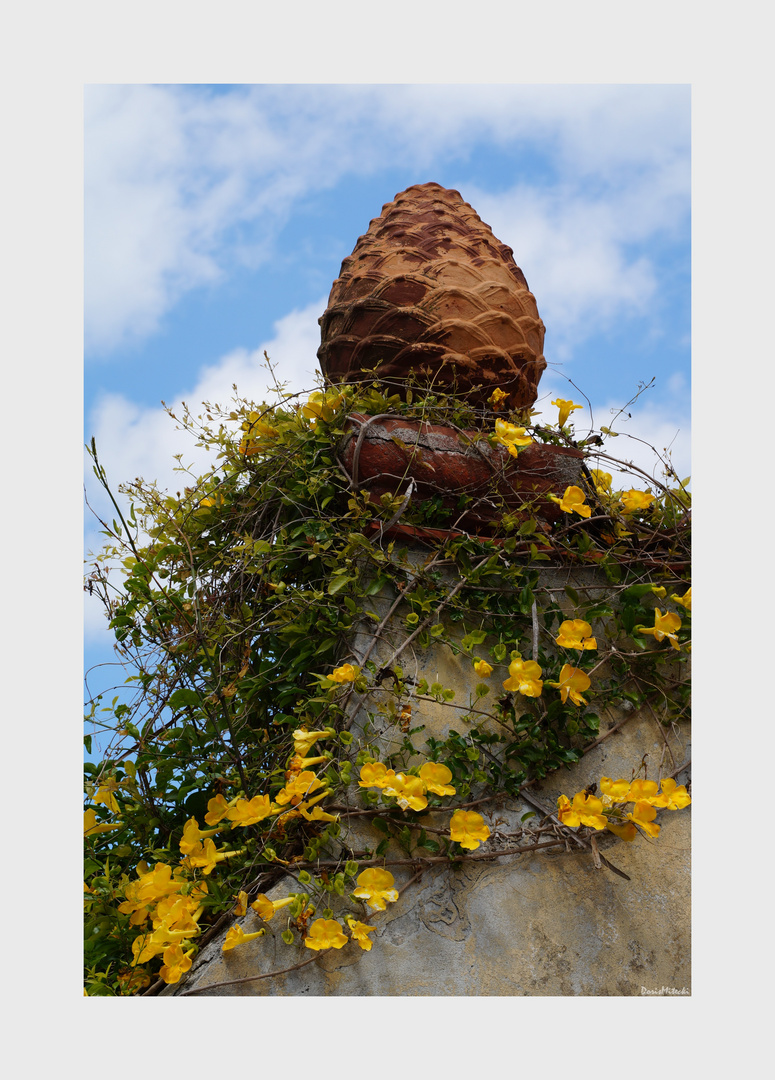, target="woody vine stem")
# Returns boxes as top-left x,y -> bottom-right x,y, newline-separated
84,368 -> 690,995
